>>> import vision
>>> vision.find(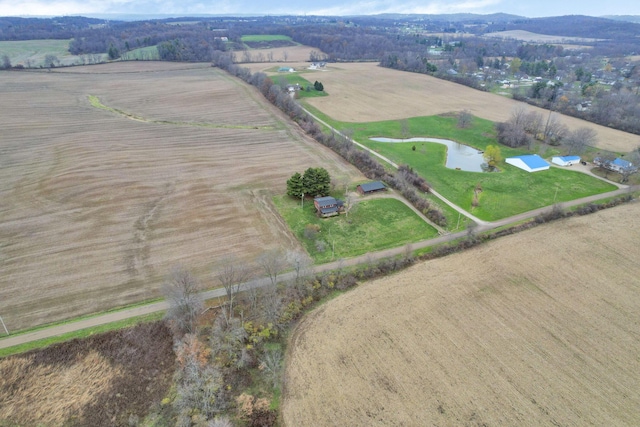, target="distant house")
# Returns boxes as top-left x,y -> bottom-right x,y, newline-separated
594,157 -> 636,173
286,84 -> 301,93
552,155 -> 581,167
278,67 -> 295,73
357,181 -> 387,195
505,154 -> 550,173
314,196 -> 343,217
